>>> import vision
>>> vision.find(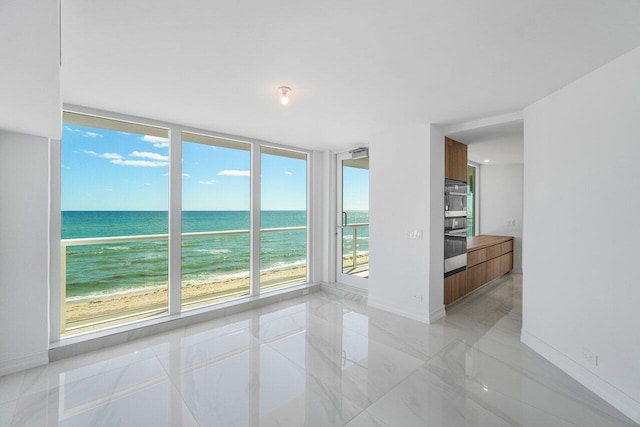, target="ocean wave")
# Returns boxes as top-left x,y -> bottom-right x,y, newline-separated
66,259 -> 308,302
260,259 -> 307,272
194,249 -> 231,255
106,246 -> 130,251
66,283 -> 168,303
